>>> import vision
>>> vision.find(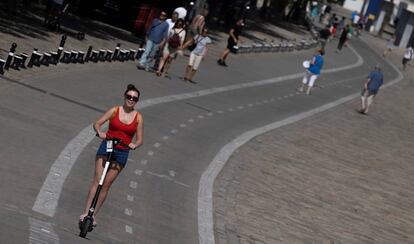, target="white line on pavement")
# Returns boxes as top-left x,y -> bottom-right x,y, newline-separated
197,47 -> 403,244
30,45 -> 365,243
